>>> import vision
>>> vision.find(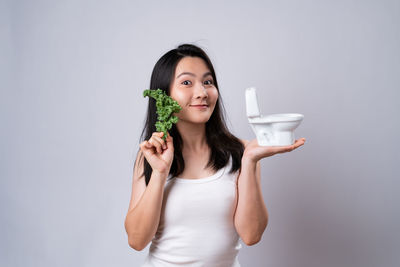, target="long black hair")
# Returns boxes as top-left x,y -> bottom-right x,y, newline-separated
136,43 -> 245,186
